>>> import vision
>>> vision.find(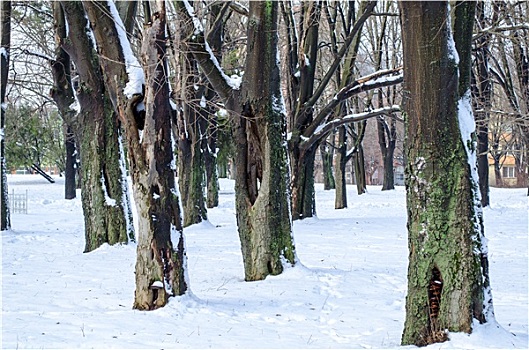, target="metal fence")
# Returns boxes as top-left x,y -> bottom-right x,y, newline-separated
8,190 -> 28,214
